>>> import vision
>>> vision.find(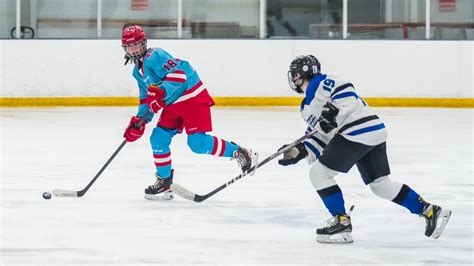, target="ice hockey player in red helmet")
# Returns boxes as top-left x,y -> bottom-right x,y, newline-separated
122,24 -> 148,64
121,24 -> 258,201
